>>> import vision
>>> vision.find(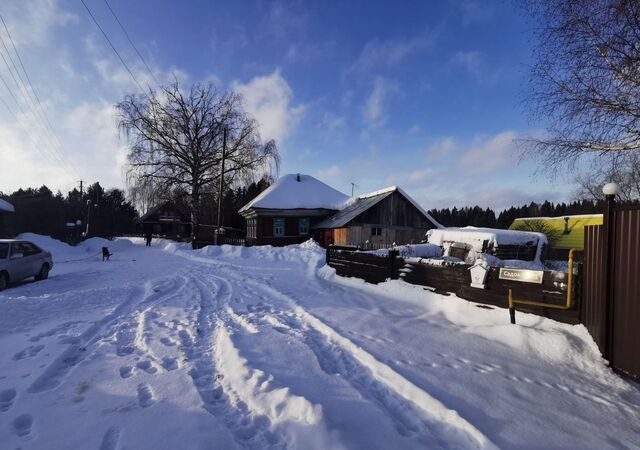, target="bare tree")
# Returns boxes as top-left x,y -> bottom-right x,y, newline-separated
118,80 -> 279,244
521,0 -> 640,169
575,152 -> 640,201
